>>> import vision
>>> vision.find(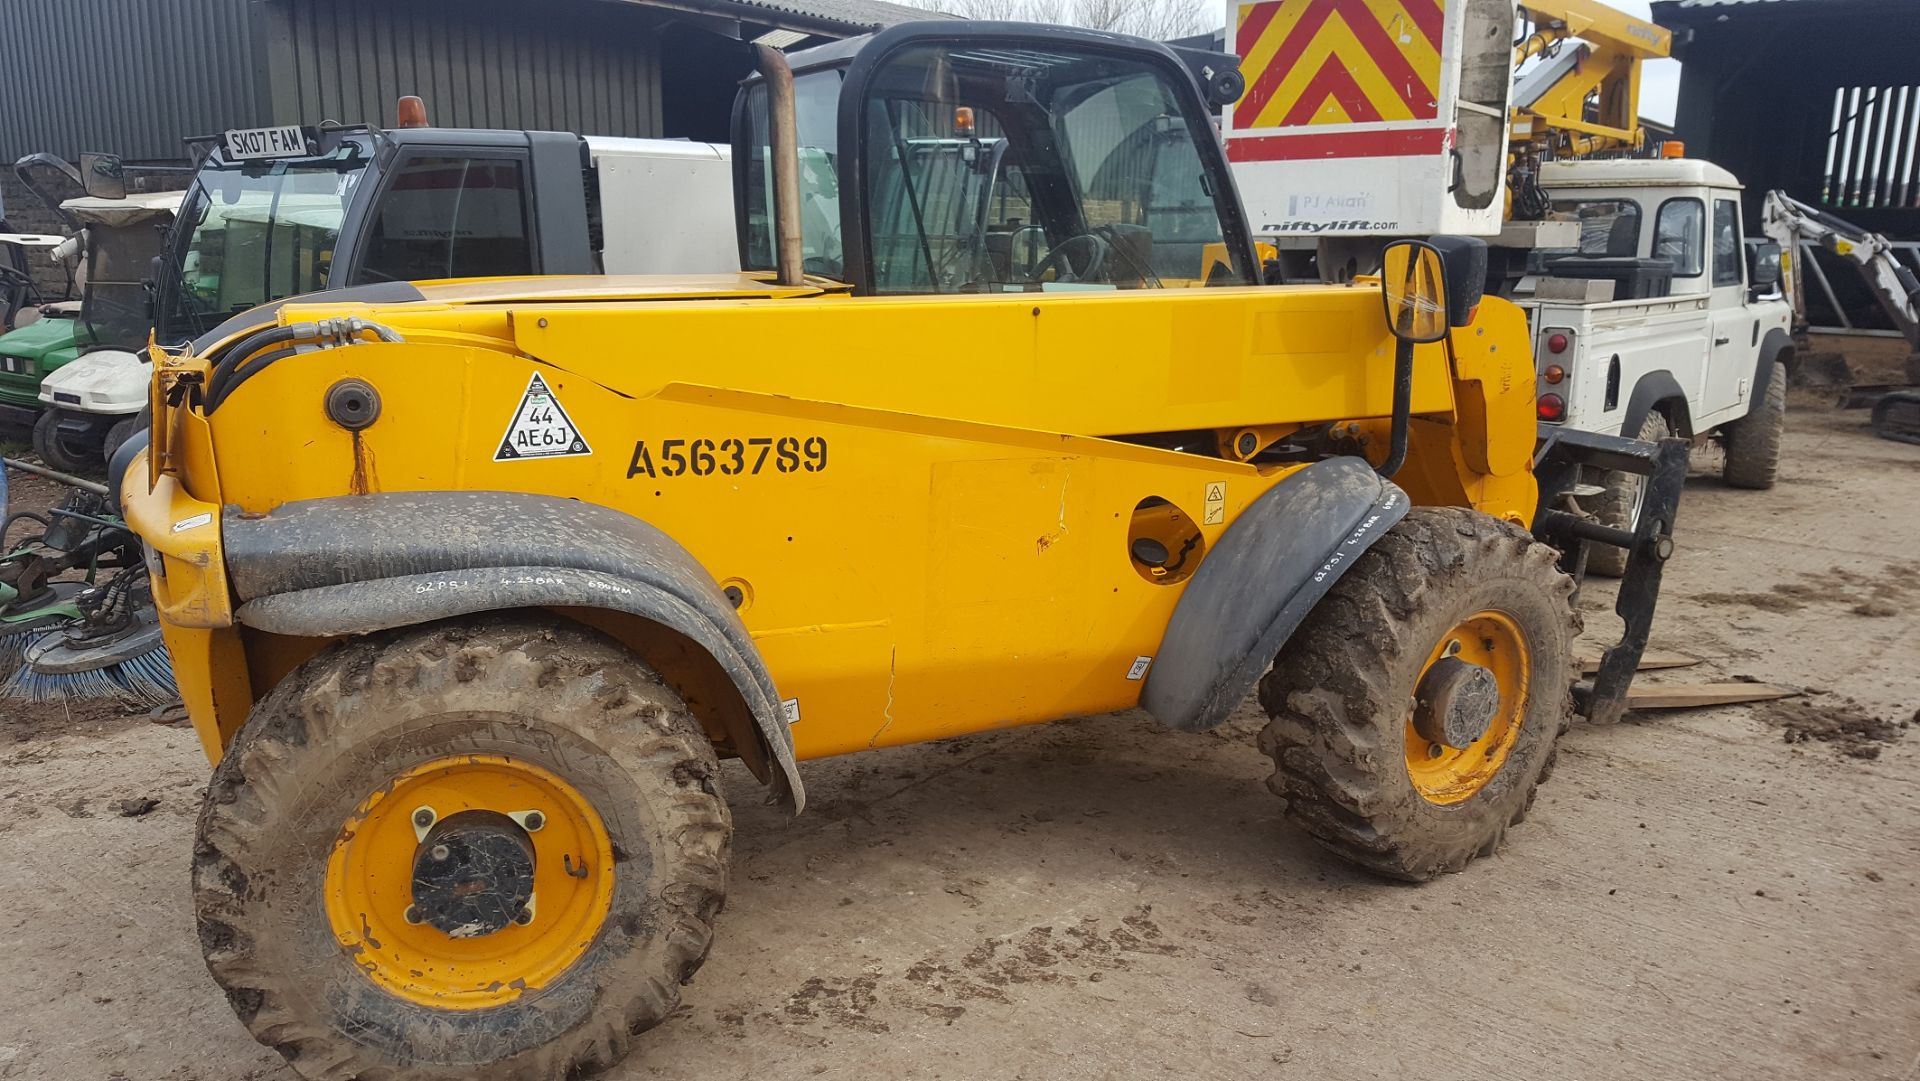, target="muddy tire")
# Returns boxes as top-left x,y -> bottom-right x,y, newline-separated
1257,507 -> 1578,882
1721,359 -> 1785,490
1586,409 -> 1673,577
31,408 -> 98,475
194,615 -> 731,1081
101,417 -> 139,466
